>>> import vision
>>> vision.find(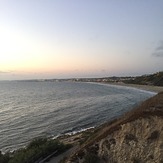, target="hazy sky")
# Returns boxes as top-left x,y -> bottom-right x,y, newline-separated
0,0 -> 163,80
